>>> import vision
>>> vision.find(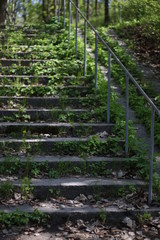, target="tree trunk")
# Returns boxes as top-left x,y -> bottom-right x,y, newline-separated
87,0 -> 90,20
54,0 -> 57,16
42,0 -> 47,22
95,0 -> 98,16
104,0 -> 109,25
0,0 -> 7,25
22,0 -> 27,23
47,0 -> 50,22
83,0 -> 85,14
28,0 -> 32,20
